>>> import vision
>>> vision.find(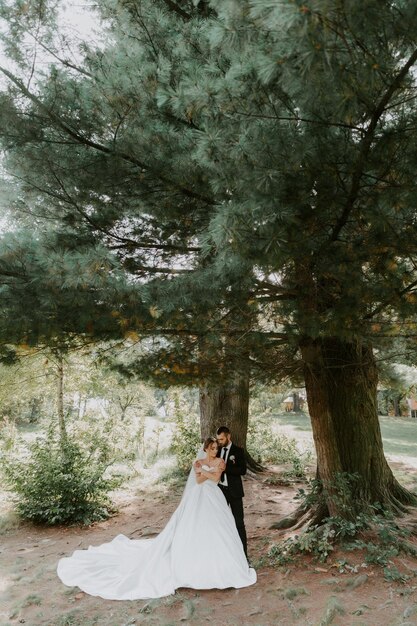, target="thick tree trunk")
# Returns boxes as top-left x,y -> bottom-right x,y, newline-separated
299,337 -> 415,520
199,375 -> 262,471
392,394 -> 403,417
199,377 -> 249,445
292,392 -> 302,412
